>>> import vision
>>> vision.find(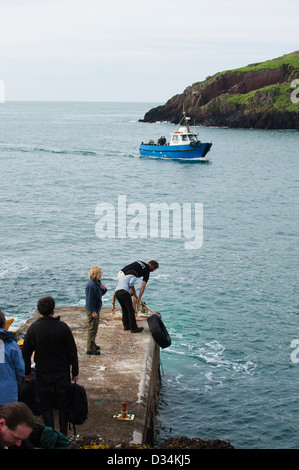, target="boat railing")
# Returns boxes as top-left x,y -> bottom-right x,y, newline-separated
141,140 -> 169,146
